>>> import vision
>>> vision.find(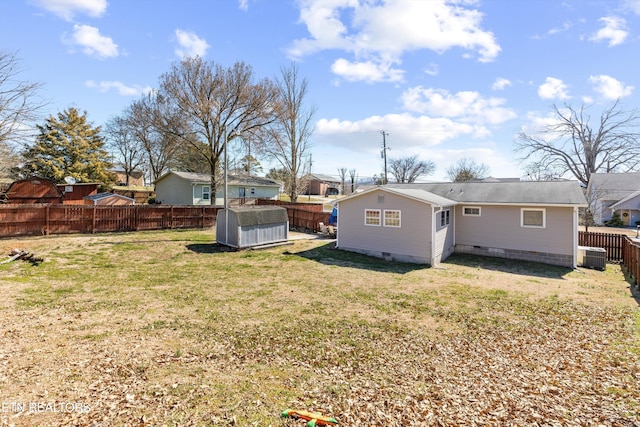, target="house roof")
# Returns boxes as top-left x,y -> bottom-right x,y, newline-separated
587,172 -> 640,201
155,171 -> 279,187
306,173 -> 340,183
348,181 -> 587,206
609,190 -> 640,211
